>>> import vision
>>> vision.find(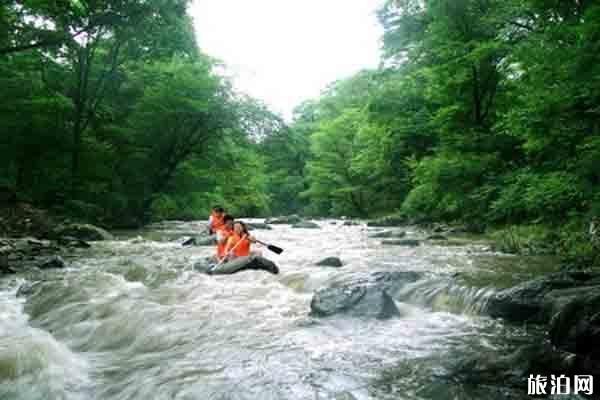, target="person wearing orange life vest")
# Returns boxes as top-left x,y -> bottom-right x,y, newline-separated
222,221 -> 259,261
215,214 -> 235,260
207,206 -> 226,235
